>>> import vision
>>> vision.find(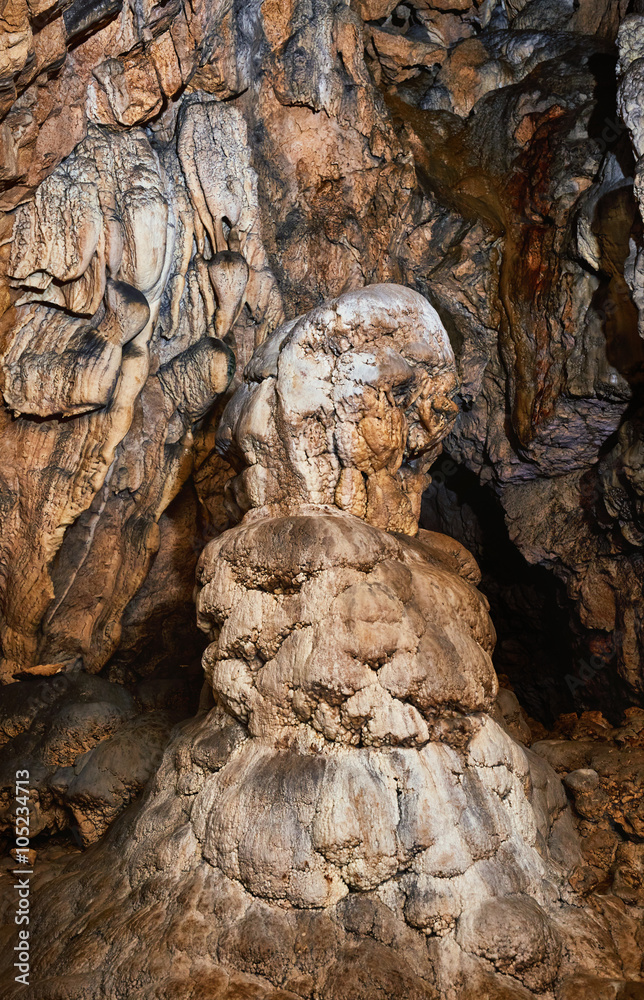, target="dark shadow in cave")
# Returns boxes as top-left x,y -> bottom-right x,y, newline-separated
420,455 -> 625,727
587,134 -> 644,389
